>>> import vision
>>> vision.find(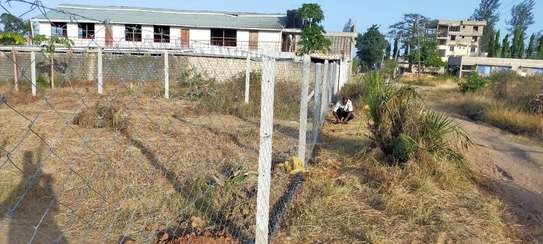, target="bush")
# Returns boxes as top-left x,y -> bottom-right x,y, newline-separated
458,73 -> 488,93
365,72 -> 471,164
